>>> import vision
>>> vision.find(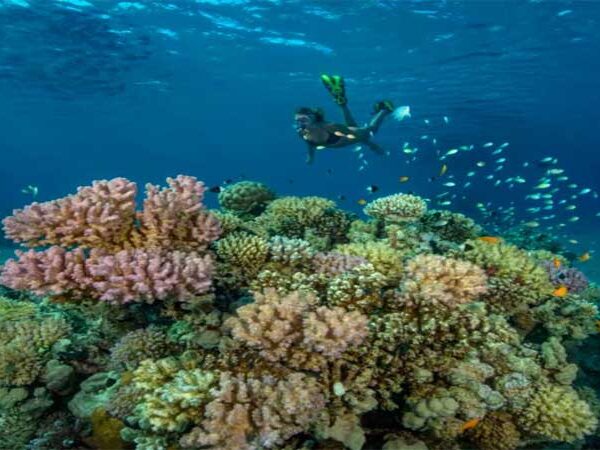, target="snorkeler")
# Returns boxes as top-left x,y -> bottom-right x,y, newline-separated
295,74 -> 394,164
